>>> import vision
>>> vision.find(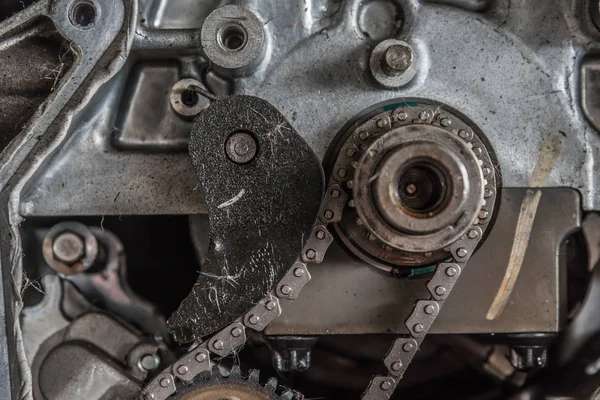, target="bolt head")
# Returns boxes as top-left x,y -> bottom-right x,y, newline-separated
305,249 -> 316,259
391,361 -> 402,371
472,147 -> 483,156
212,340 -> 224,350
346,148 -> 356,158
316,230 -> 326,240
265,300 -> 277,311
225,132 -> 257,164
249,314 -> 260,325
414,323 -> 424,333
456,248 -> 468,258
484,188 -> 493,198
435,286 -> 446,296
358,131 -> 369,140
52,232 -> 85,264
331,189 -> 341,199
468,229 -> 480,239
139,354 -> 160,371
383,44 -> 413,75
440,117 -> 451,127
294,267 -> 305,277
323,209 -> 334,220
446,266 -> 458,277
396,111 -> 408,121
478,209 -> 489,220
